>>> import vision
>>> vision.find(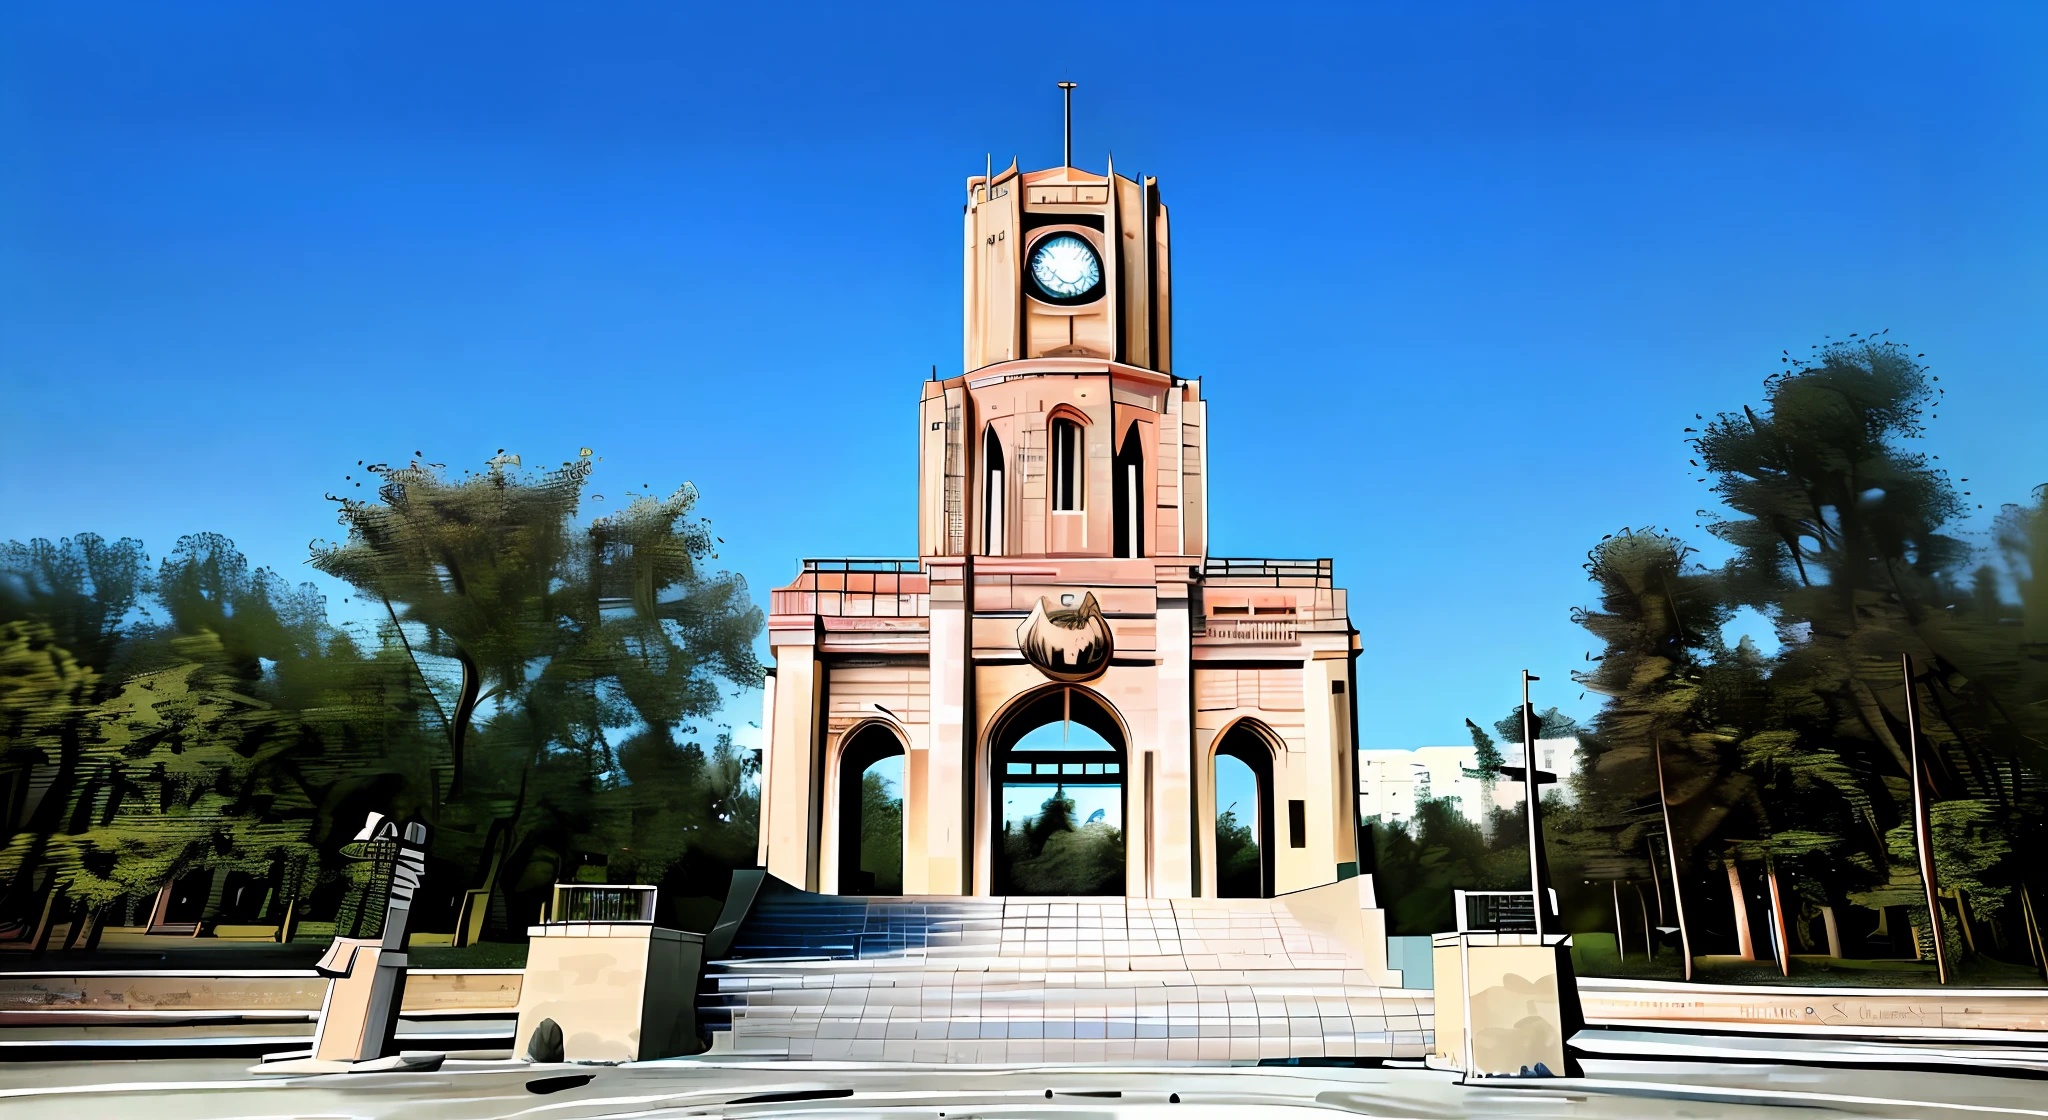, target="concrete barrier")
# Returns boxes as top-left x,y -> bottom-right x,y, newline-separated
1430,932 -> 1583,1077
